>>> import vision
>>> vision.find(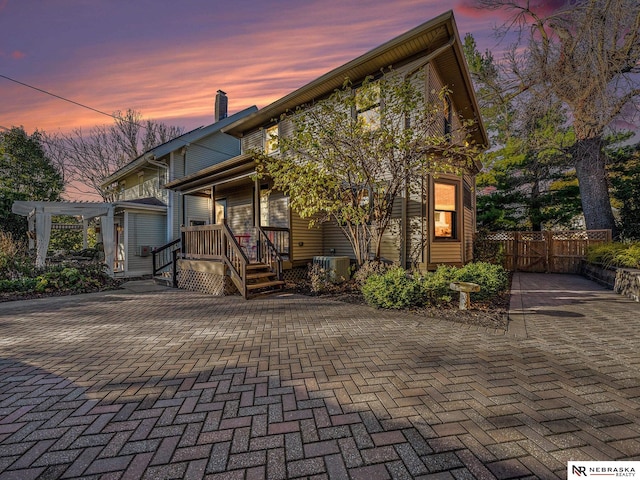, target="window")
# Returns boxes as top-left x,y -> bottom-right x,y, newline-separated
214,198 -> 227,224
355,83 -> 380,130
434,181 -> 457,239
443,95 -> 452,137
138,172 -> 144,196
265,124 -> 279,154
260,185 -> 270,226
